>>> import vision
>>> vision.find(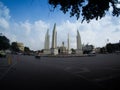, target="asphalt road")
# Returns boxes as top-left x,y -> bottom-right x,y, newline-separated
0,54 -> 120,90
